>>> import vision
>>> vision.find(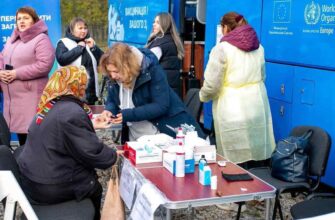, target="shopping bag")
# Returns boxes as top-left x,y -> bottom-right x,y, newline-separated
101,161 -> 125,220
